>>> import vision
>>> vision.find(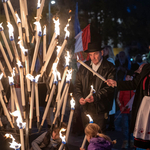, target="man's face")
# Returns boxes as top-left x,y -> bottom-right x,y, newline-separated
89,51 -> 103,65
